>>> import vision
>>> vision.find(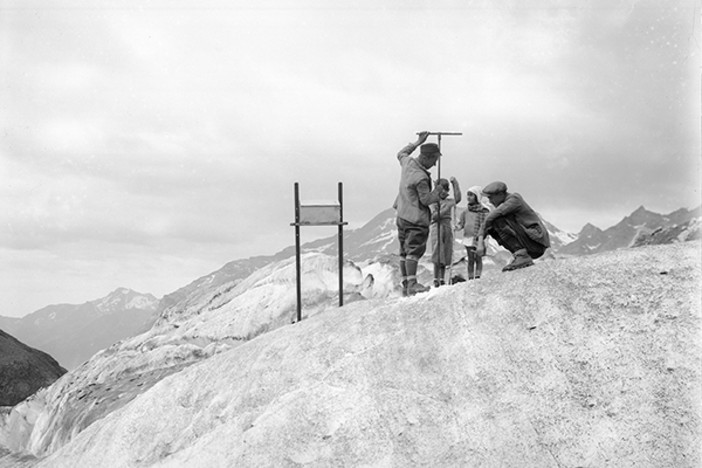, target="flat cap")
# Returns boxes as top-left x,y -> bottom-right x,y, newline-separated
420,143 -> 441,155
482,181 -> 508,195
